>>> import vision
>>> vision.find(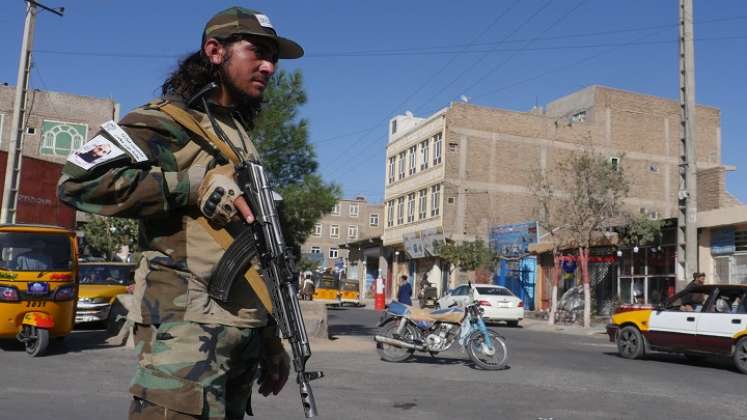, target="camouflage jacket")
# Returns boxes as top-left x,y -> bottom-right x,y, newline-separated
58,98 -> 269,328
